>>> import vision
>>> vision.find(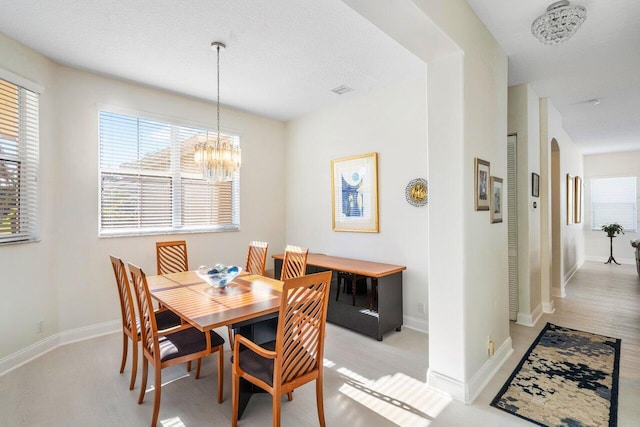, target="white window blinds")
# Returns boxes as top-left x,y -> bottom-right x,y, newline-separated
0,77 -> 39,244
99,110 -> 239,236
591,176 -> 637,231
